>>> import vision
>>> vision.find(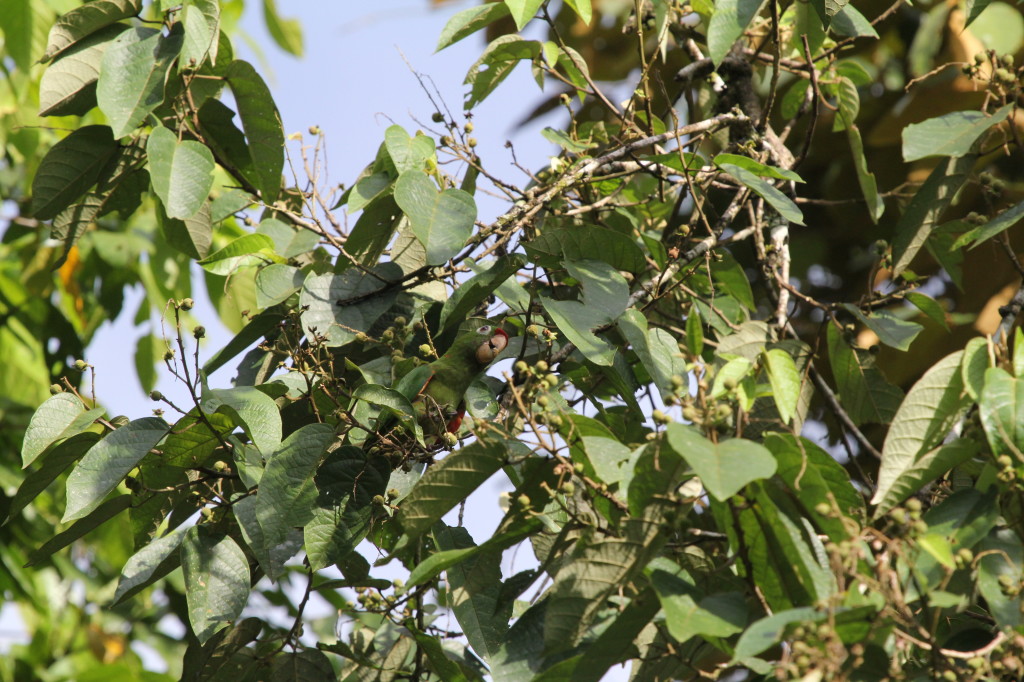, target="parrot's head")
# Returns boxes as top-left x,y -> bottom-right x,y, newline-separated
471,323 -> 509,365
